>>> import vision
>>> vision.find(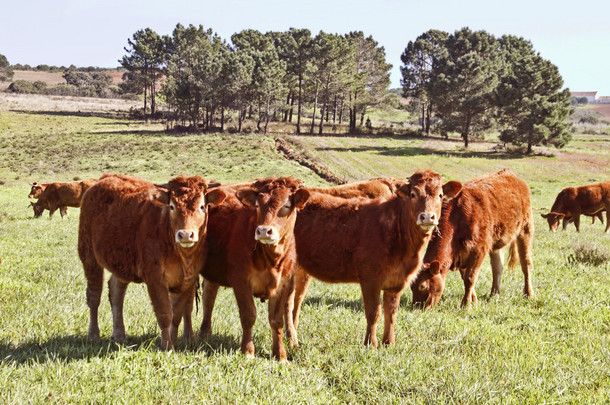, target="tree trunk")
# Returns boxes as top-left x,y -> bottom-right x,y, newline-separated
310,82 -> 319,134
143,85 -> 148,114
360,107 -> 366,127
283,92 -> 291,122
257,102 -> 262,132
462,117 -> 471,148
421,103 -> 425,132
238,104 -> 244,133
319,78 -> 330,135
339,98 -> 344,124
264,97 -> 271,135
220,106 -> 225,132
289,96 -> 295,123
425,103 -> 432,136
296,73 -> 303,134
